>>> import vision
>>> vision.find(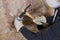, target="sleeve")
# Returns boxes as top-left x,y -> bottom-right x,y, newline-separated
50,19 -> 60,37
46,16 -> 53,24
41,19 -> 60,40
